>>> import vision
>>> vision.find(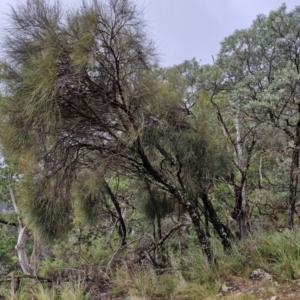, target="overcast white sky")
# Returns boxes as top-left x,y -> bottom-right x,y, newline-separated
0,0 -> 299,66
